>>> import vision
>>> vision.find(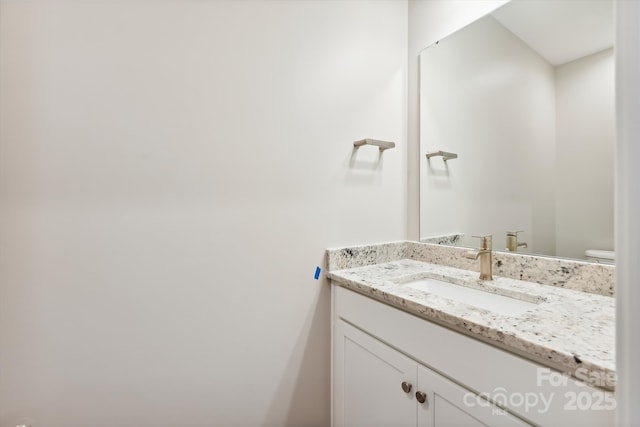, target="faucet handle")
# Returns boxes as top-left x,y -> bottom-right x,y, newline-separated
506,230 -> 524,237
471,235 -> 492,250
